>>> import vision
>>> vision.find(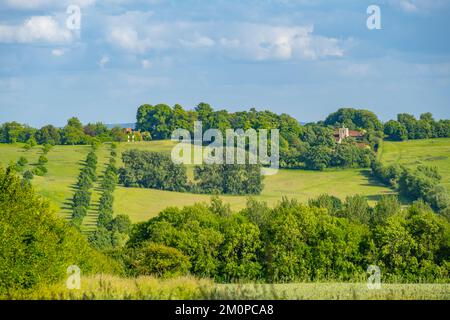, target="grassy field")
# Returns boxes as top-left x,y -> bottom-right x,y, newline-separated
7,138 -> 450,223
380,138 -> 450,189
0,141 -> 395,223
11,138 -> 450,224
6,275 -> 449,300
